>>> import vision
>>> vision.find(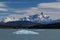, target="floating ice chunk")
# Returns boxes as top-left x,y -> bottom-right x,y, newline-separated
13,30 -> 39,34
